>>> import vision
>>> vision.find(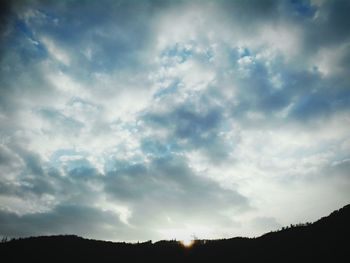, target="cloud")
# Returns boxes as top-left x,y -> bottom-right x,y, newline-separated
37,107 -> 84,135
105,155 -> 248,208
0,0 -> 349,242
250,216 -> 282,234
143,104 -> 229,161
104,155 -> 249,240
0,204 -> 125,240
